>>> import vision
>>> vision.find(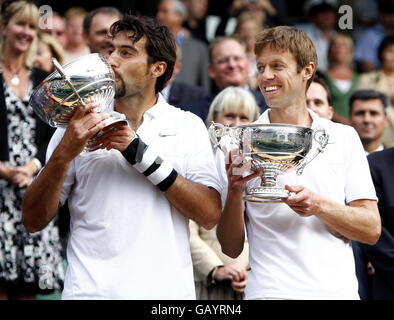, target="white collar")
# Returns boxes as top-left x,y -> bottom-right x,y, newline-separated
142,93 -> 166,121
255,108 -> 334,143
256,107 -> 320,127
365,144 -> 384,155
